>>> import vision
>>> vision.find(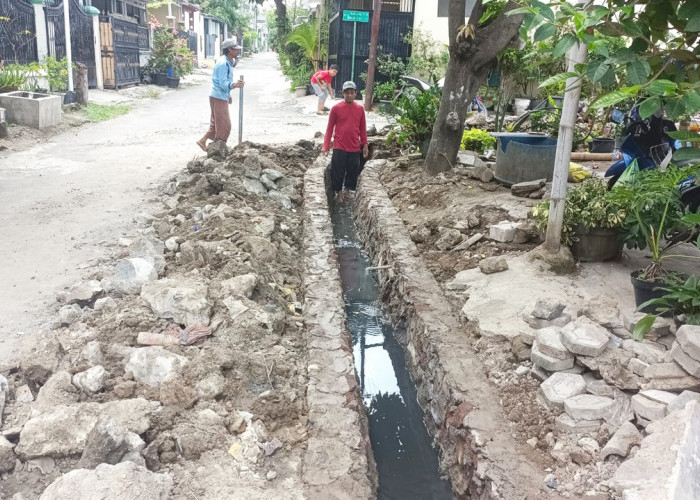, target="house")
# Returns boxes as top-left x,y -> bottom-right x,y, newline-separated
201,14 -> 228,64
413,0 -> 476,46
146,0 -> 203,67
